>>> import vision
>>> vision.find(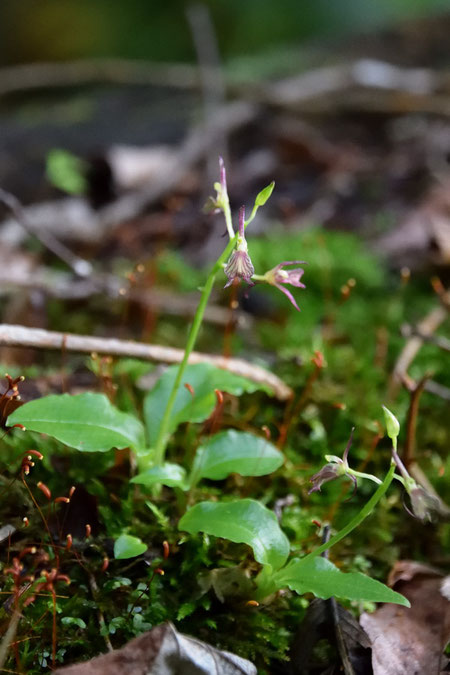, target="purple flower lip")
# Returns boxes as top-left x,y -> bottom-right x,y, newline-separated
224,205 -> 255,288
309,462 -> 343,494
224,250 -> 255,288
263,261 -> 307,311
308,428 -> 356,495
406,485 -> 441,522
